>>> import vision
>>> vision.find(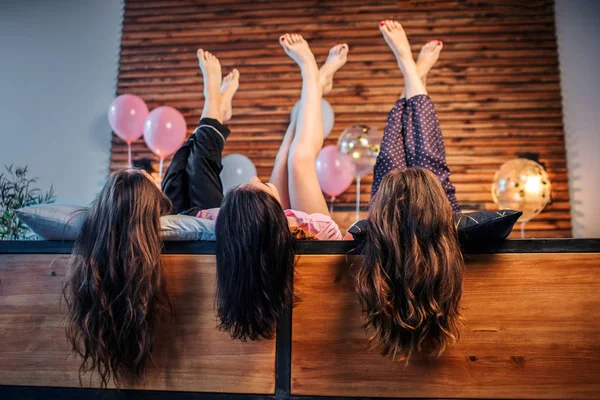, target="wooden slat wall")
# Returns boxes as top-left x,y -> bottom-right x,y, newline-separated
113,0 -> 571,238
